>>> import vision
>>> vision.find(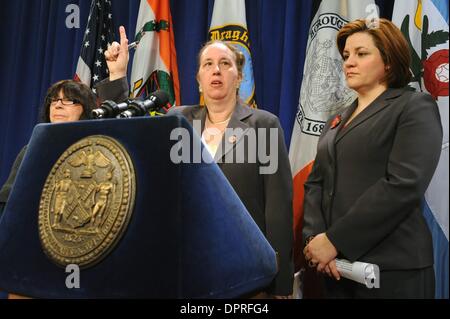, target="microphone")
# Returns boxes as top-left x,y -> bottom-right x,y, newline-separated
91,100 -> 131,119
118,90 -> 170,118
